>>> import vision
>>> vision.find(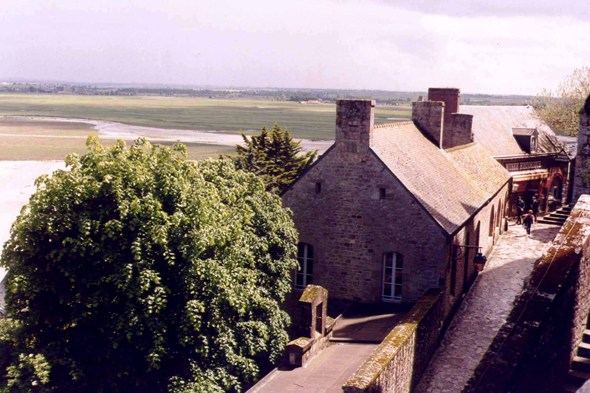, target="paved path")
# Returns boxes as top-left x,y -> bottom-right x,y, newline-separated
414,221 -> 561,393
331,304 -> 406,343
249,343 -> 378,393
249,304 -> 403,392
